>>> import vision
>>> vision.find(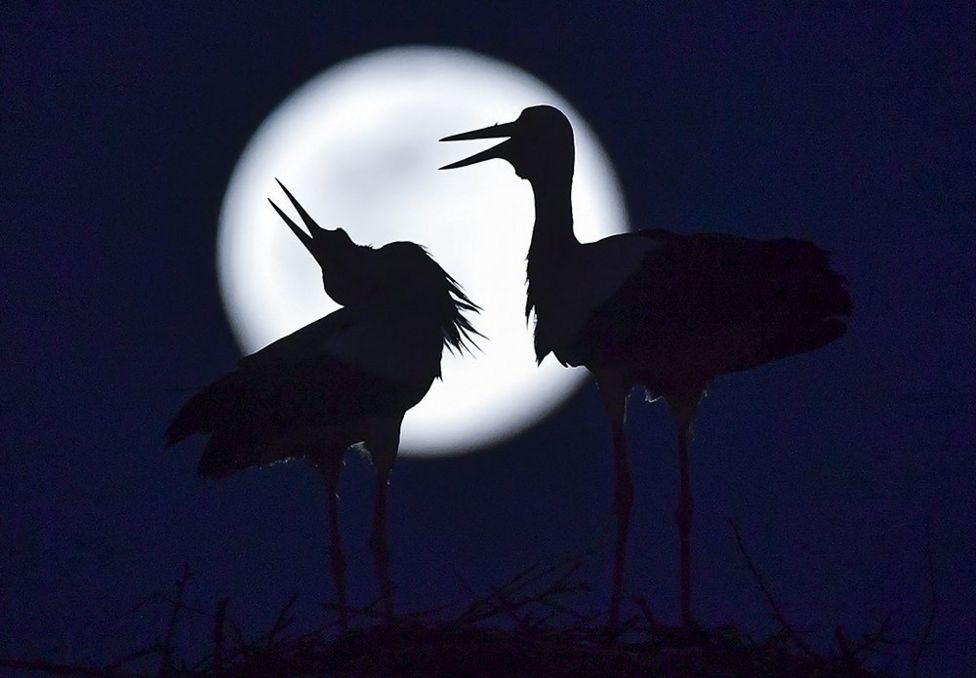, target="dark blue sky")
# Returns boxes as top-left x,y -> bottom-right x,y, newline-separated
3,3 -> 973,675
